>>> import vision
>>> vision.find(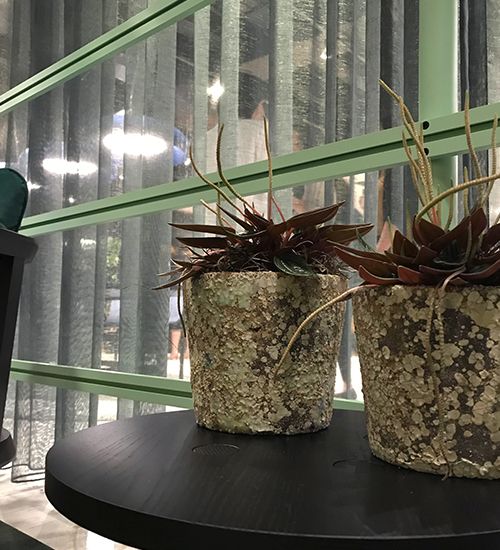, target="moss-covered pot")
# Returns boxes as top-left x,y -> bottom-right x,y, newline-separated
184,272 -> 347,434
353,285 -> 500,479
